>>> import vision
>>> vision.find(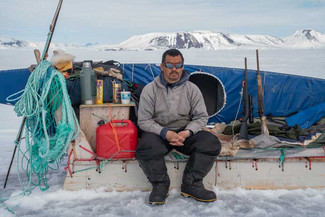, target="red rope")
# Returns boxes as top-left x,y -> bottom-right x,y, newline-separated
308,156 -> 325,159
79,145 -> 96,159
106,103 -> 121,152
75,159 -> 97,162
301,142 -> 306,148
64,149 -> 73,178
